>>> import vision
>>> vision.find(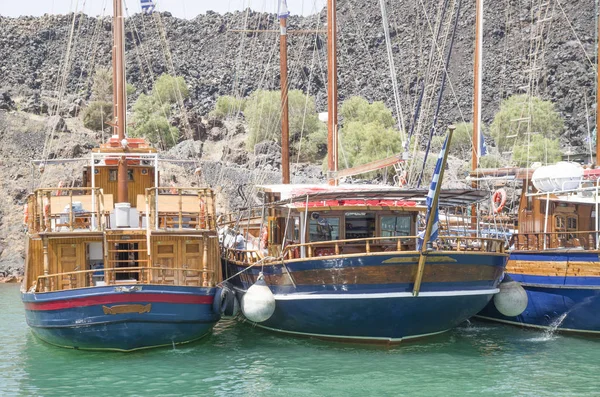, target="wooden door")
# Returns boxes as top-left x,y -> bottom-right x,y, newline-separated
153,242 -> 177,285
56,243 -> 84,290
181,240 -> 203,286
